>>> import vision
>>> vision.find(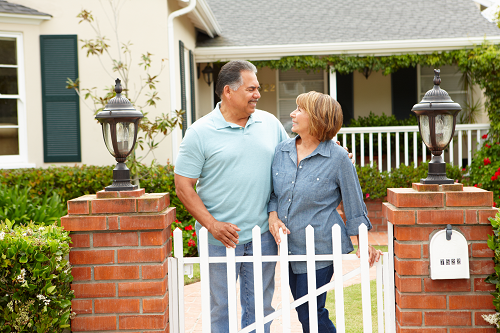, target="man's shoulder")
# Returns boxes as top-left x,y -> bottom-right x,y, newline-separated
188,110 -> 216,132
276,137 -> 294,150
